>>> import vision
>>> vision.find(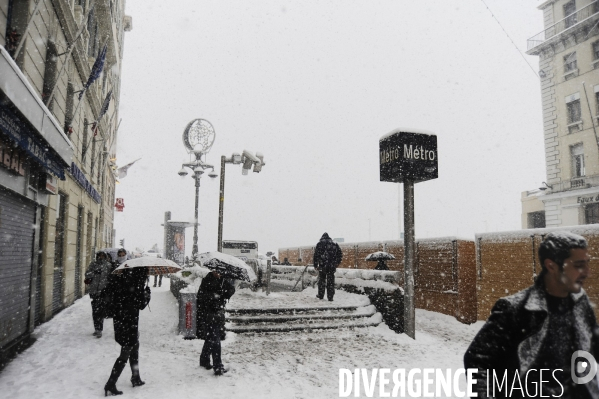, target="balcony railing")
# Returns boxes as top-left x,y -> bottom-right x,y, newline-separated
549,174 -> 599,193
527,1 -> 599,51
